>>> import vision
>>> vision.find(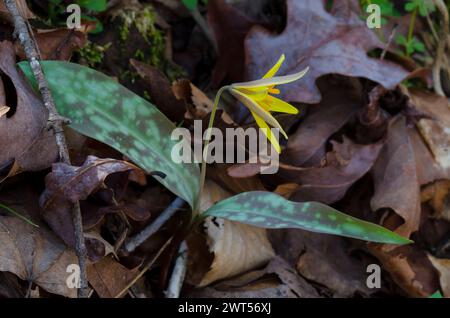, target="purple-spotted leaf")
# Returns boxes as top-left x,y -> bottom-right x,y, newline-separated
203,191 -> 412,244
18,61 -> 199,207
